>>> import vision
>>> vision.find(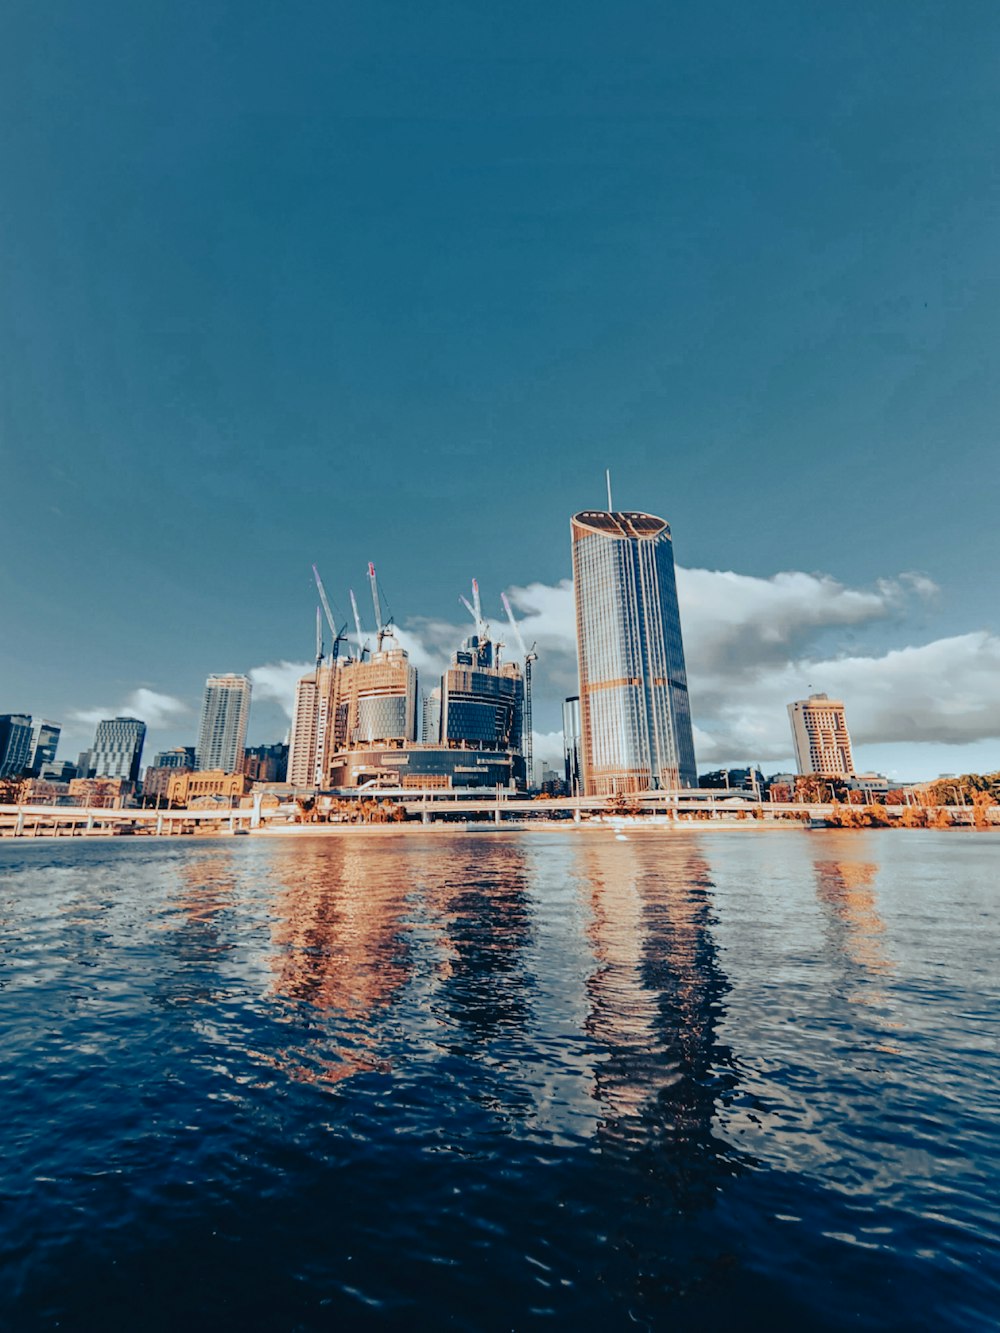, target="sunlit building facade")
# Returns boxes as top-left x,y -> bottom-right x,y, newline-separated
788,693 -> 855,777
571,510 -> 697,795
